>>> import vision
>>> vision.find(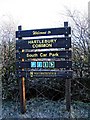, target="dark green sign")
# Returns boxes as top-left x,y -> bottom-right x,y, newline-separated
16,50 -> 72,59
17,70 -> 73,78
16,61 -> 72,69
16,27 -> 71,38
16,37 -> 71,49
